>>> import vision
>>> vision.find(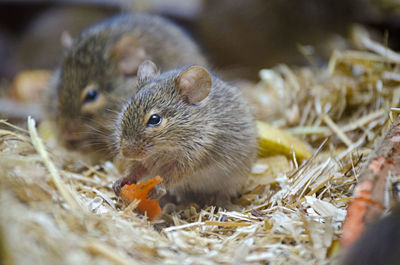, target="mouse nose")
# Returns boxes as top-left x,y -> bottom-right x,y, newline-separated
59,120 -> 84,150
64,138 -> 81,149
120,140 -> 145,159
62,131 -> 83,150
121,146 -> 139,159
